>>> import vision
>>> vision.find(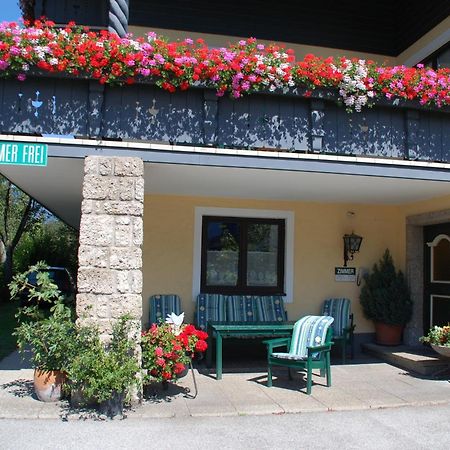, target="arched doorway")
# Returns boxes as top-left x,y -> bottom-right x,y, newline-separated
424,223 -> 450,331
